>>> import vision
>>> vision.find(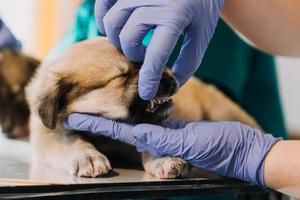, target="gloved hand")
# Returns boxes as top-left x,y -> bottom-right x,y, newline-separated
65,113 -> 281,188
0,19 -> 21,50
95,0 -> 225,100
